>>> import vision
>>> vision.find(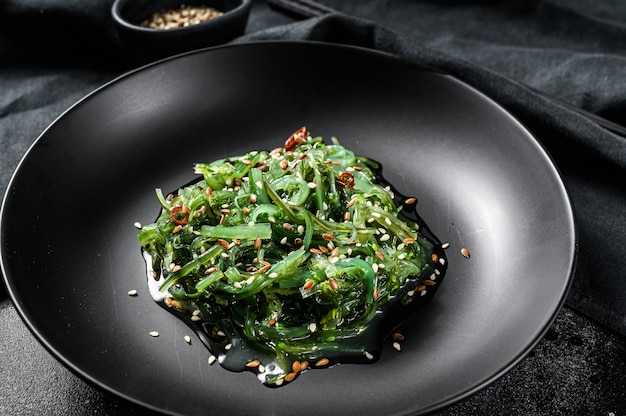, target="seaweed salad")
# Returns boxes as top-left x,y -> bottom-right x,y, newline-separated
138,127 -> 447,387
